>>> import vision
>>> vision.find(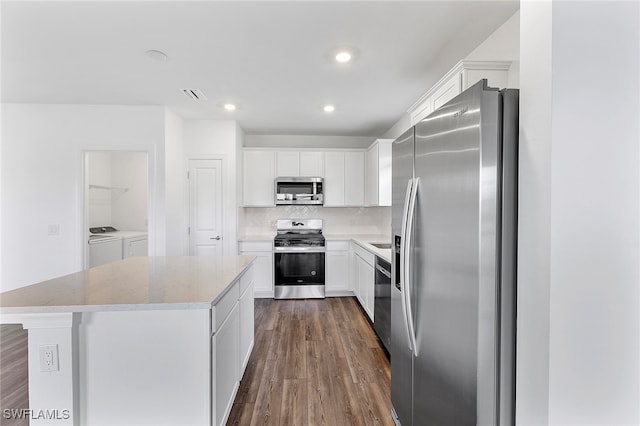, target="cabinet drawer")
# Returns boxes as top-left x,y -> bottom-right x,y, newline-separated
212,281 -> 239,333
238,241 -> 273,252
239,266 -> 254,295
326,241 -> 349,251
